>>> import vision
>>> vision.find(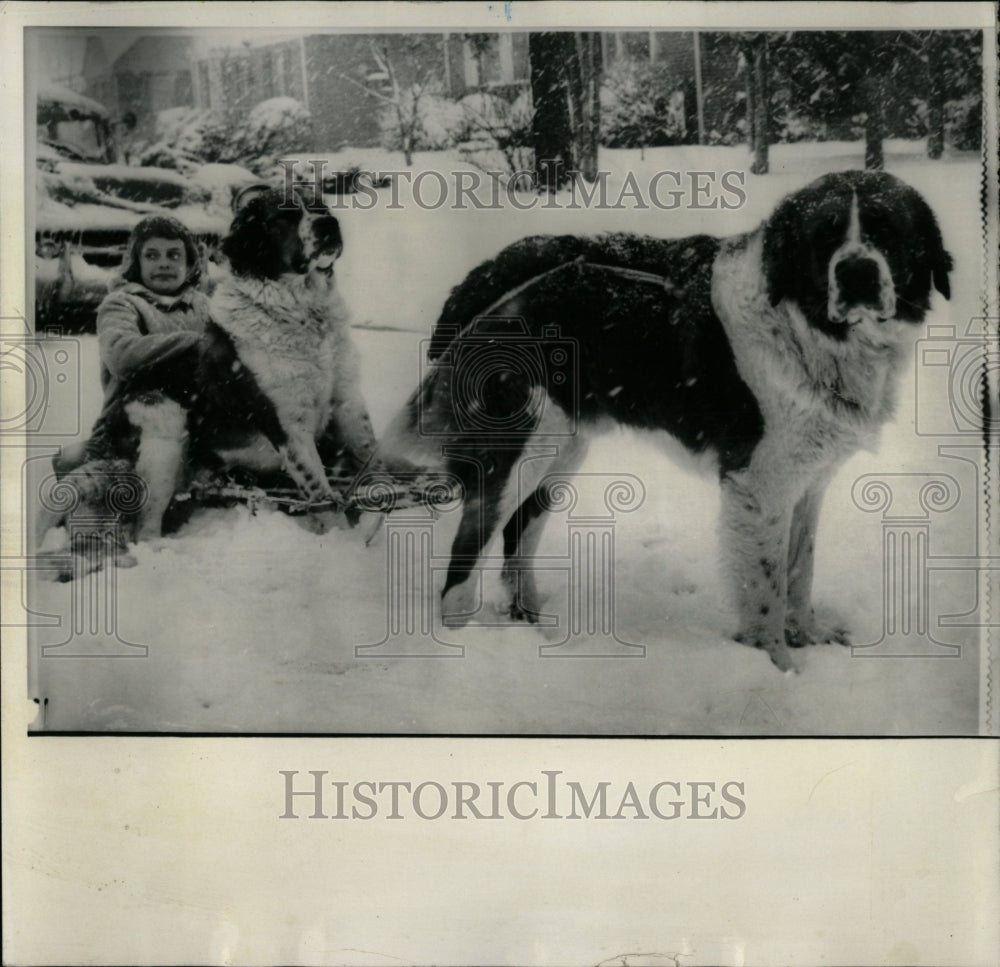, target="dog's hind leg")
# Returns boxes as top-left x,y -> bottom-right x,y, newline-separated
440,499 -> 503,626
440,447 -> 527,626
500,489 -> 549,622
501,438 -> 588,621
